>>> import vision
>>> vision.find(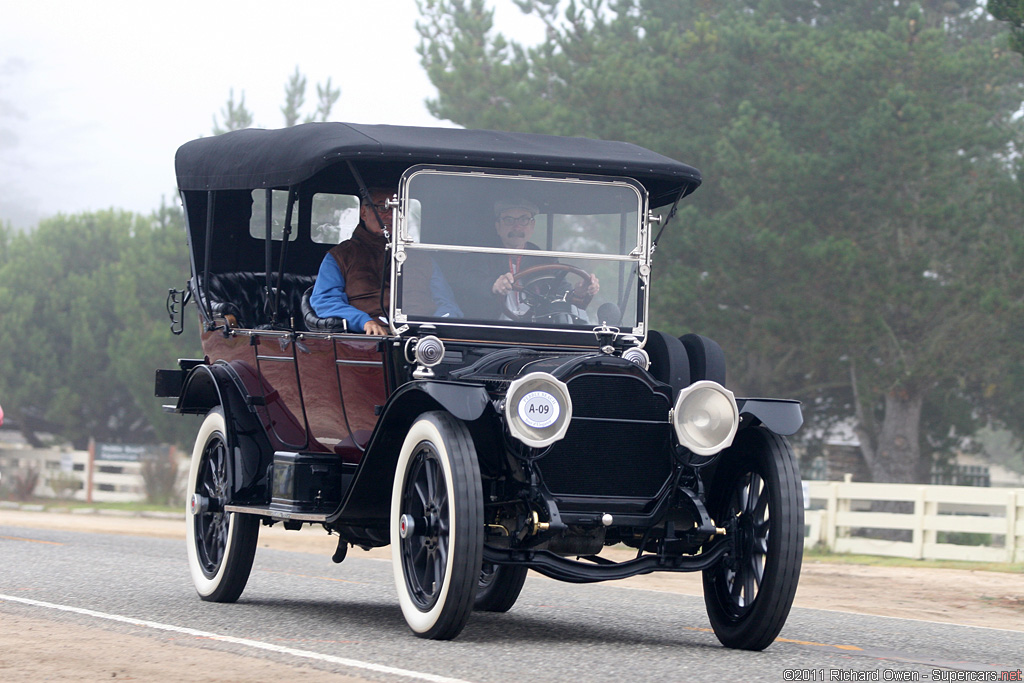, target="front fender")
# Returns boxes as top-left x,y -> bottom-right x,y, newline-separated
736,398 -> 803,436
405,380 -> 491,422
332,380 -> 493,526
